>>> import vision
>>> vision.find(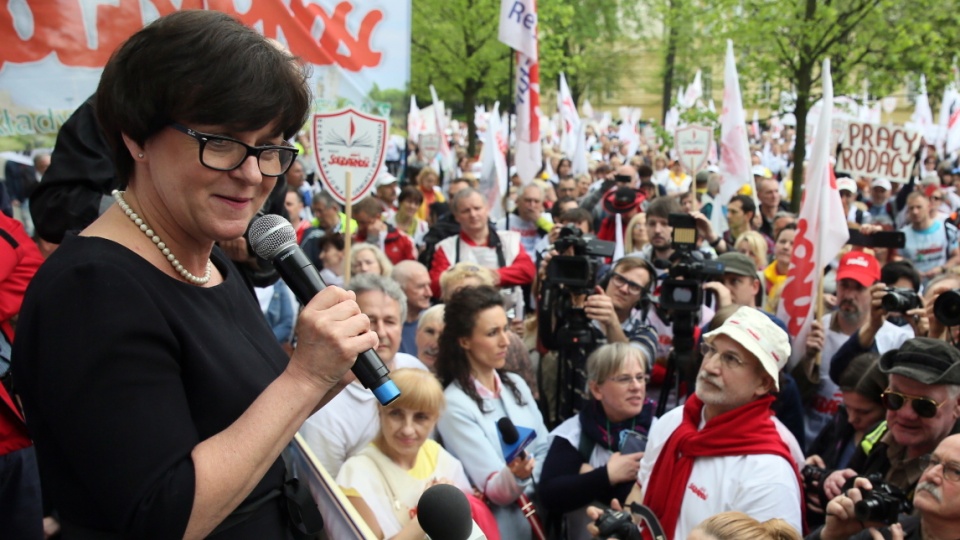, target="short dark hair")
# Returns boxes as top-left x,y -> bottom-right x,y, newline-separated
398,185 -> 423,205
559,208 -> 592,230
96,11 -> 310,184
353,196 -> 383,217
775,222 -> 797,241
881,260 -> 921,292
730,194 -> 756,216
551,197 -> 578,220
646,196 -> 681,220
635,164 -> 653,177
